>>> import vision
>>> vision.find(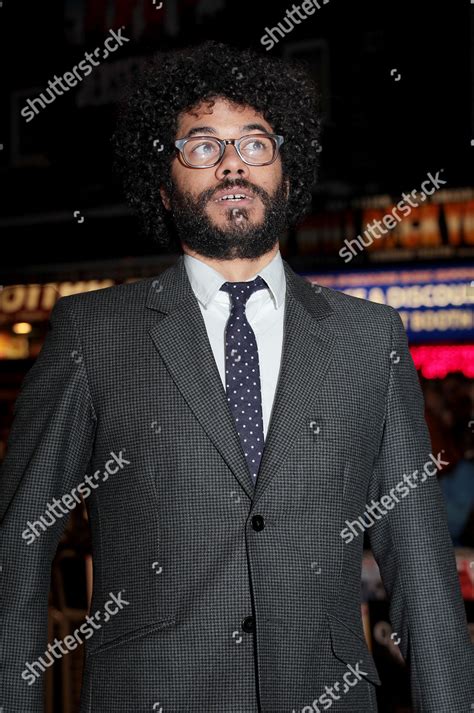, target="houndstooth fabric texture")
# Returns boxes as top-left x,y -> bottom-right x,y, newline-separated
220,276 -> 268,485
0,255 -> 473,713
